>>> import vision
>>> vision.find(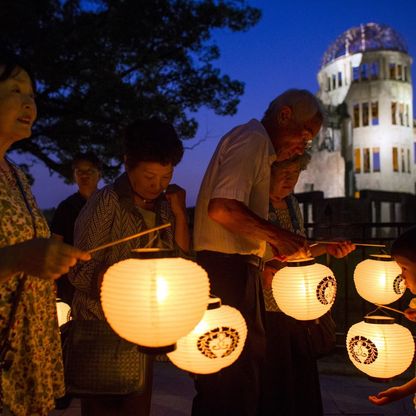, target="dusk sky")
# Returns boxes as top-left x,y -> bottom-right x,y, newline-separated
18,0 -> 416,209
